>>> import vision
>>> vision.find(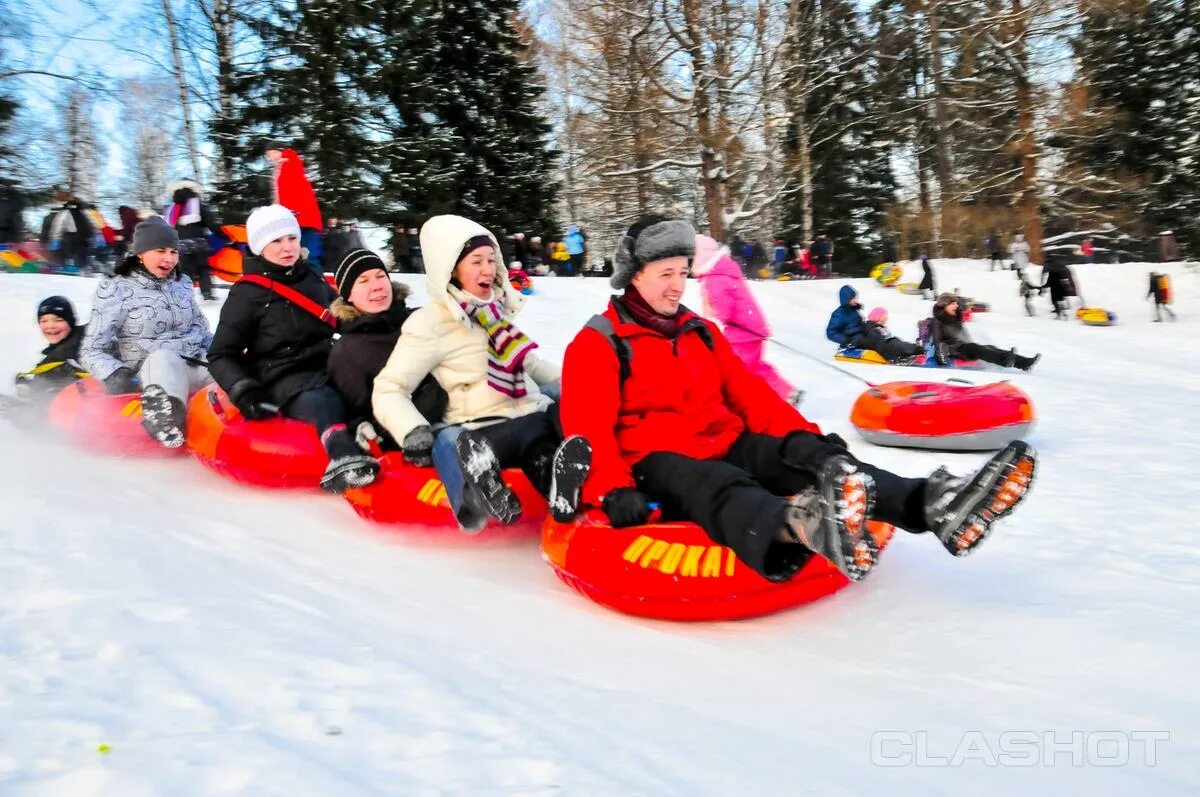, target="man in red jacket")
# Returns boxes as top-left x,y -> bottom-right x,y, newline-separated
560,216 -> 1038,584
265,142 -> 325,271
